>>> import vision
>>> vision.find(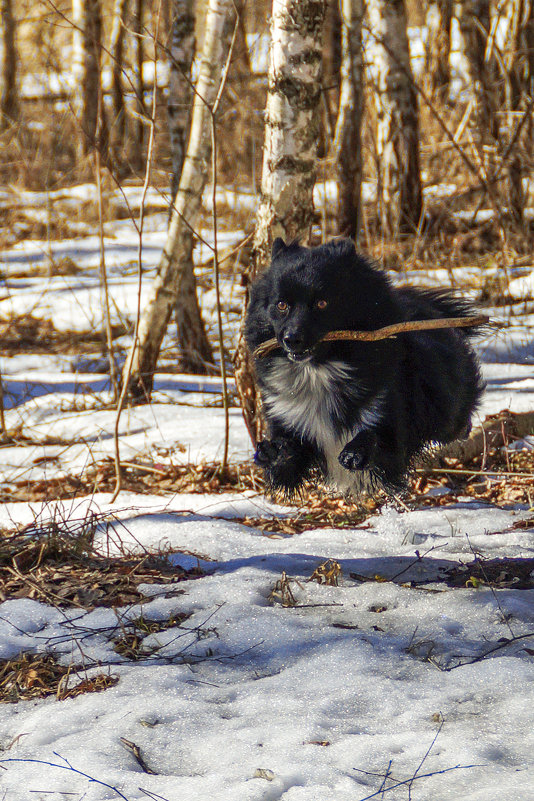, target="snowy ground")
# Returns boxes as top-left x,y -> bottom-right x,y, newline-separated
1,188 -> 534,800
